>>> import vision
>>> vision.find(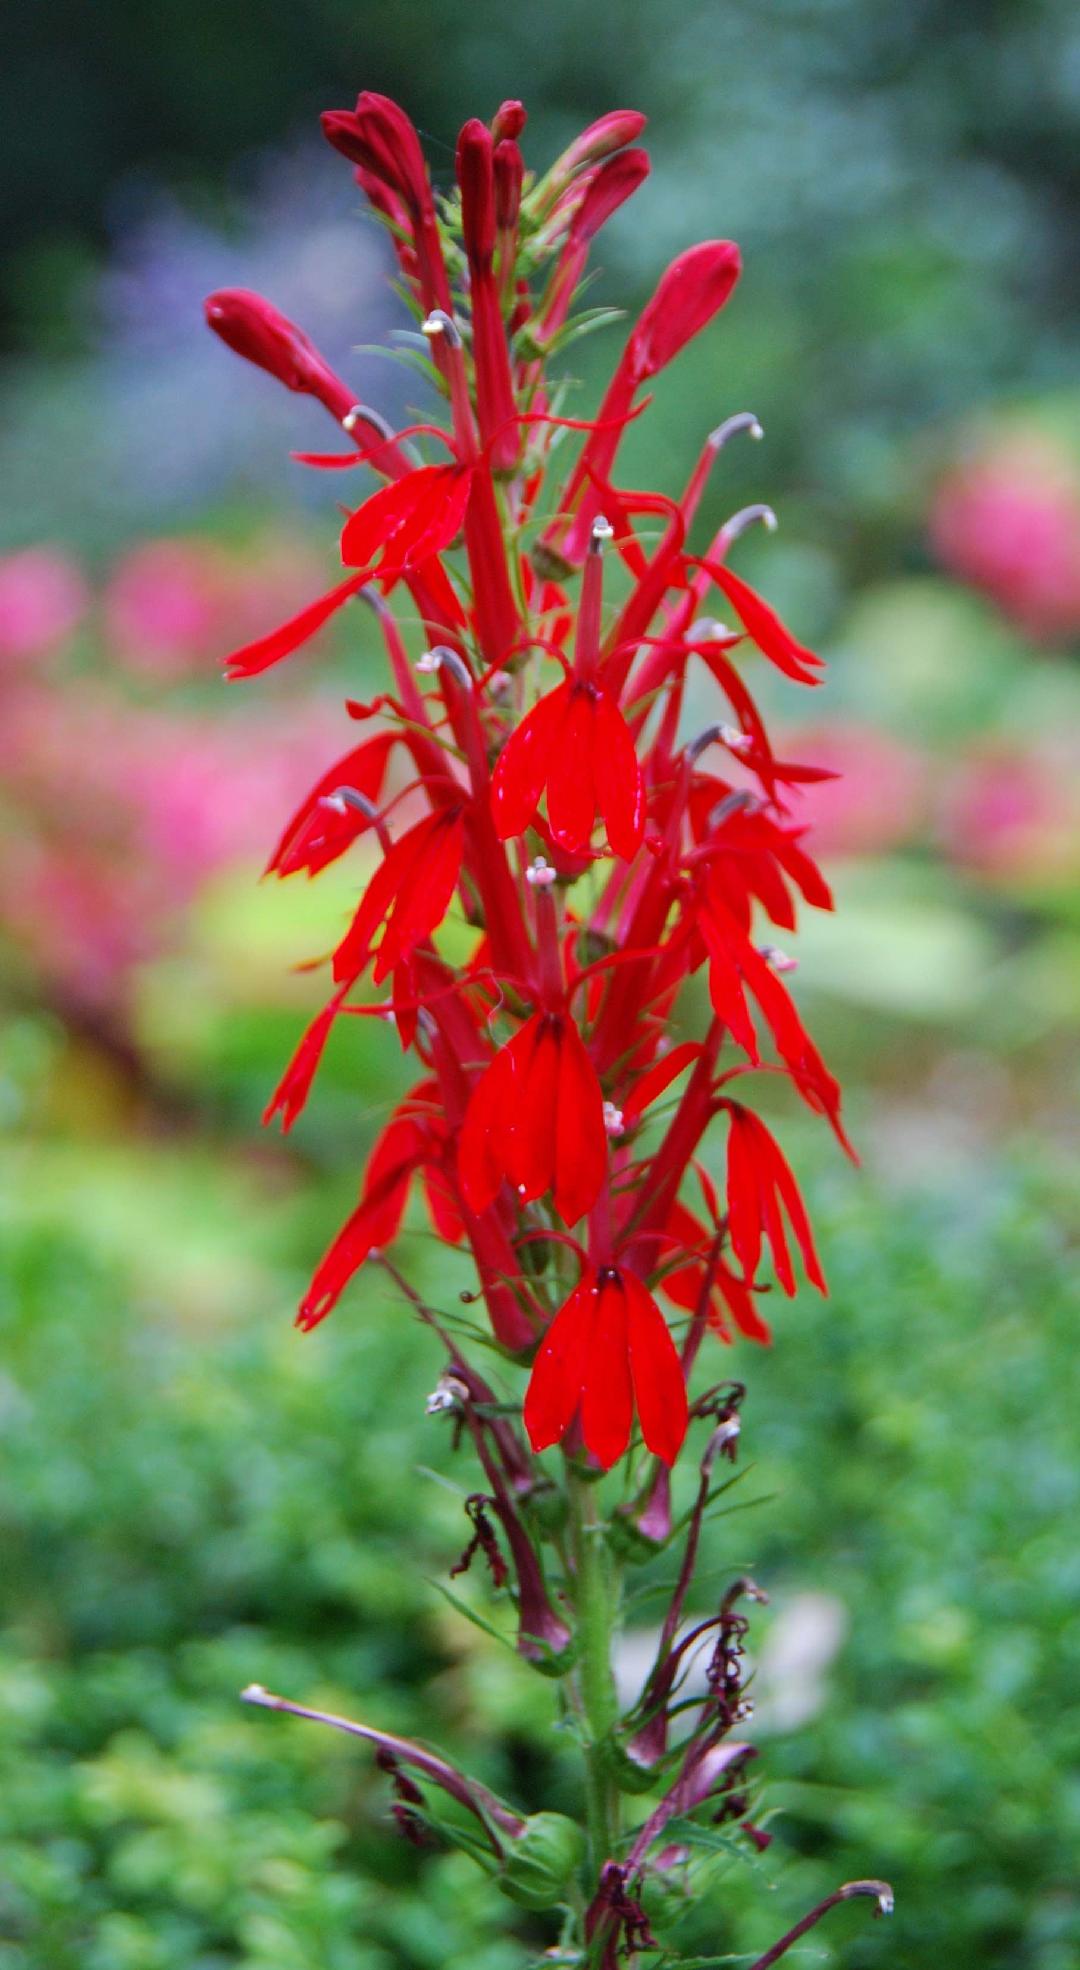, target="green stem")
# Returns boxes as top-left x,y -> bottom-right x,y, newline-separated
566,1465 -> 621,1875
